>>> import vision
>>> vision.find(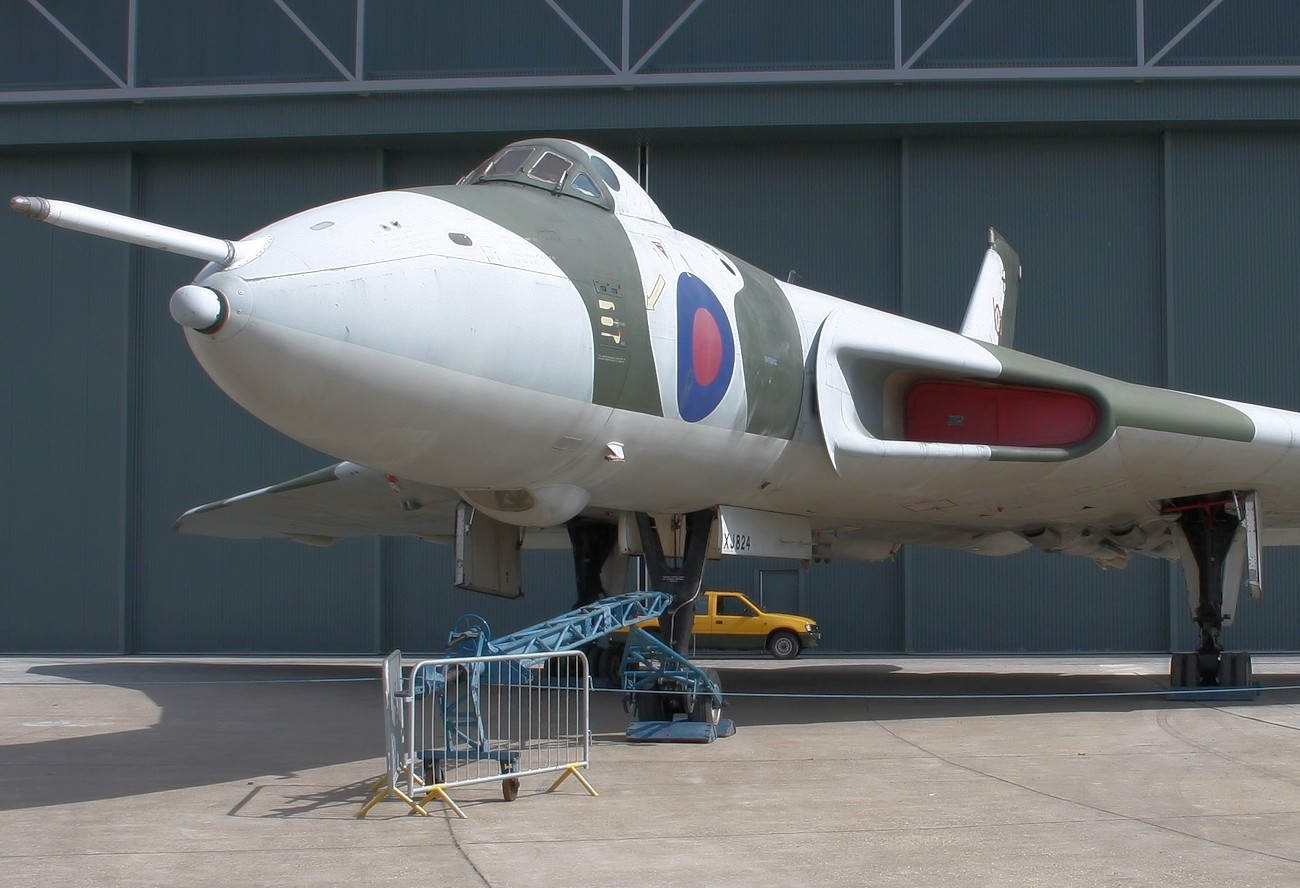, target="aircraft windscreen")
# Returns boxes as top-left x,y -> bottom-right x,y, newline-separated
528,152 -> 572,185
483,146 -> 534,179
459,140 -> 617,213
570,172 -> 601,199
